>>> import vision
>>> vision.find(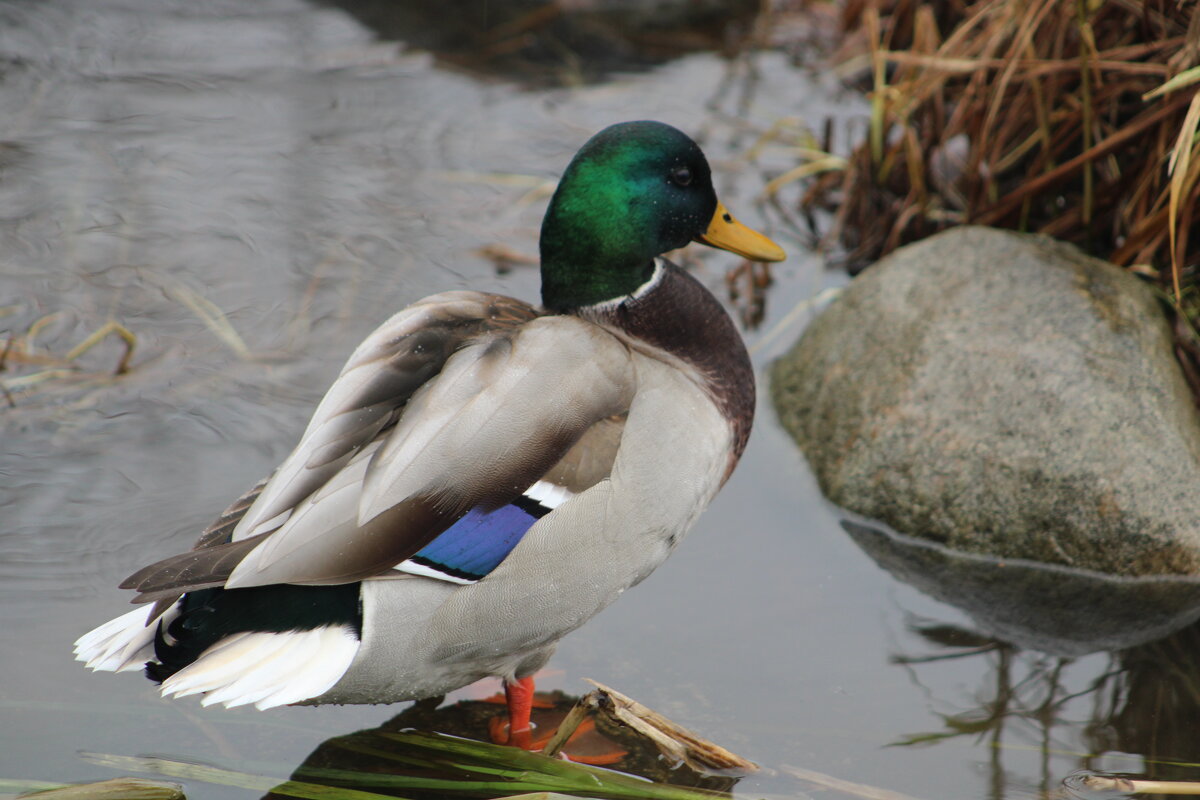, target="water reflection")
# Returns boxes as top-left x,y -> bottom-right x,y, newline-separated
316,0 -> 763,85
1104,626 -> 1200,783
844,519 -> 1200,656
889,623 -> 1200,795
848,518 -> 1200,792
